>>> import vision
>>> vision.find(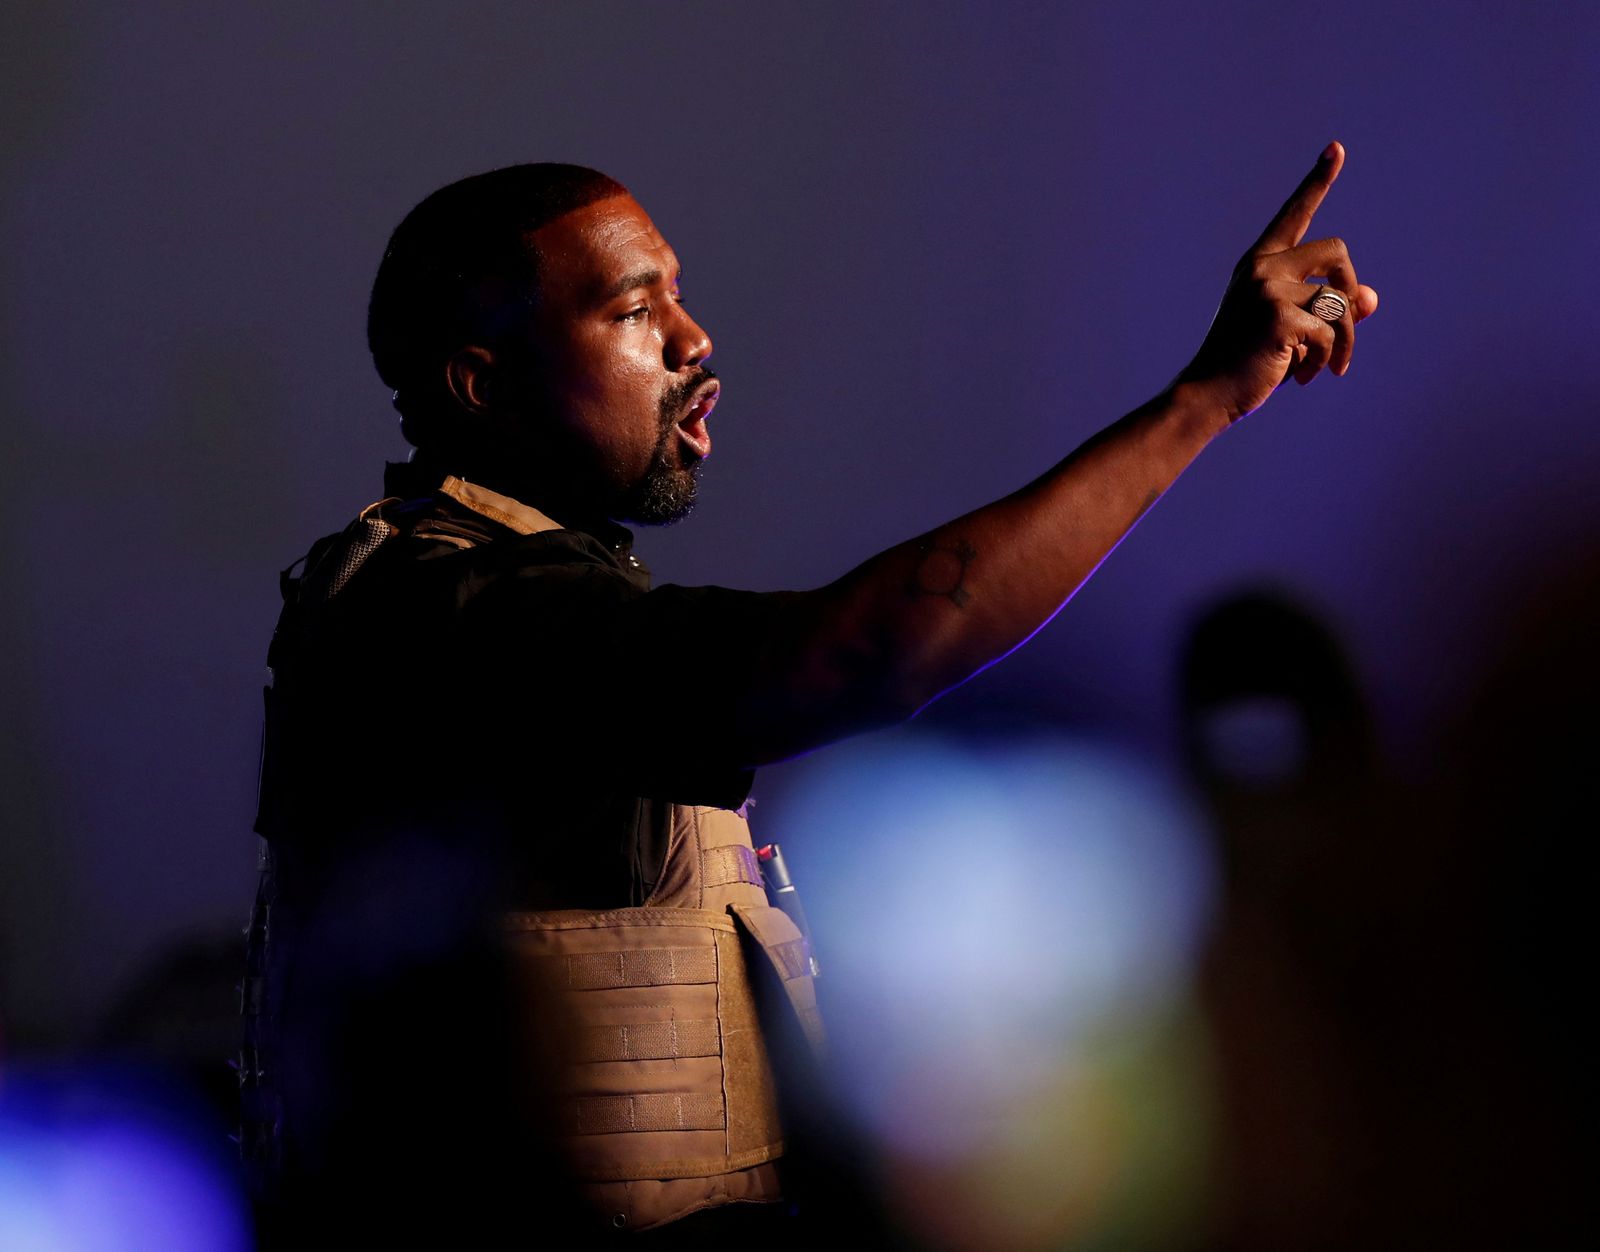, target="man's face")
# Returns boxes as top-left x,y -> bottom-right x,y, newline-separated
504,193 -> 718,525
